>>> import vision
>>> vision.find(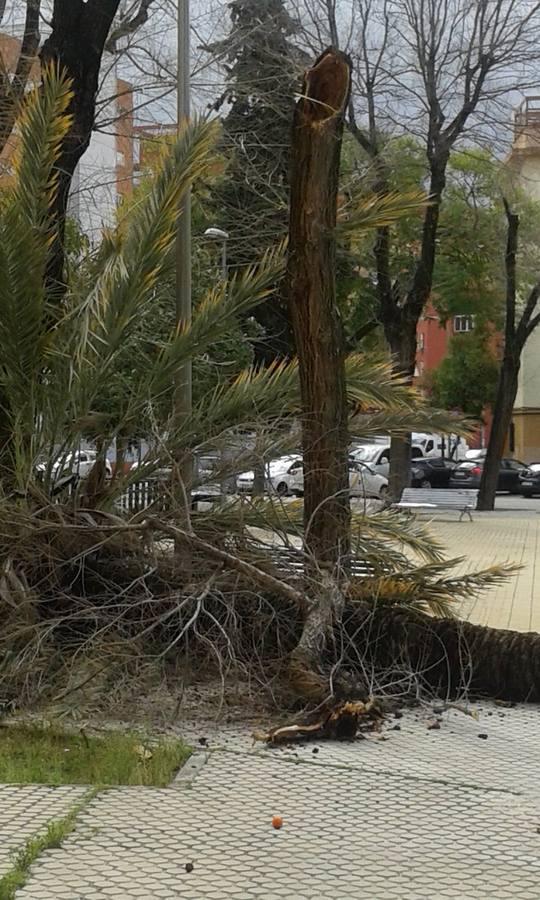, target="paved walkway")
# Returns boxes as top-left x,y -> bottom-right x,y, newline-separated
2,505 -> 540,897
2,702 -> 540,899
427,512 -> 540,633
